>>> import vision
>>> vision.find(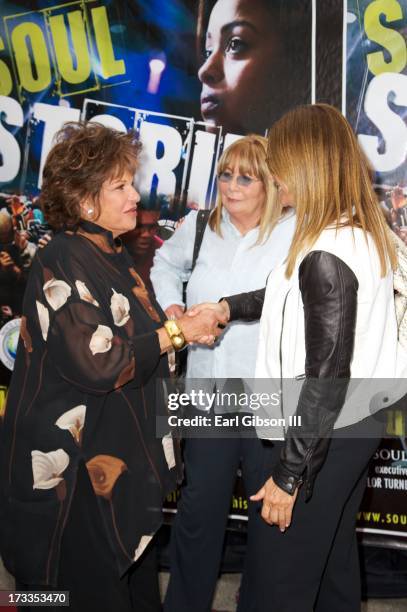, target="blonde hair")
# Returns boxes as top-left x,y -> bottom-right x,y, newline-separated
266,104 -> 396,277
209,134 -> 281,244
